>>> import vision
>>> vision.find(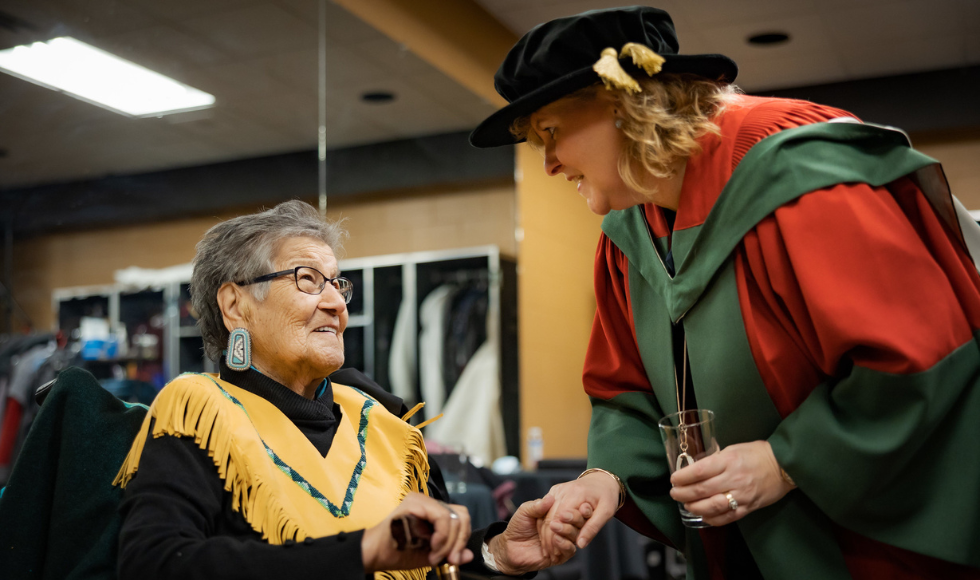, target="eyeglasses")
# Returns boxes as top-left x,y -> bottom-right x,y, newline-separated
236,266 -> 353,303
